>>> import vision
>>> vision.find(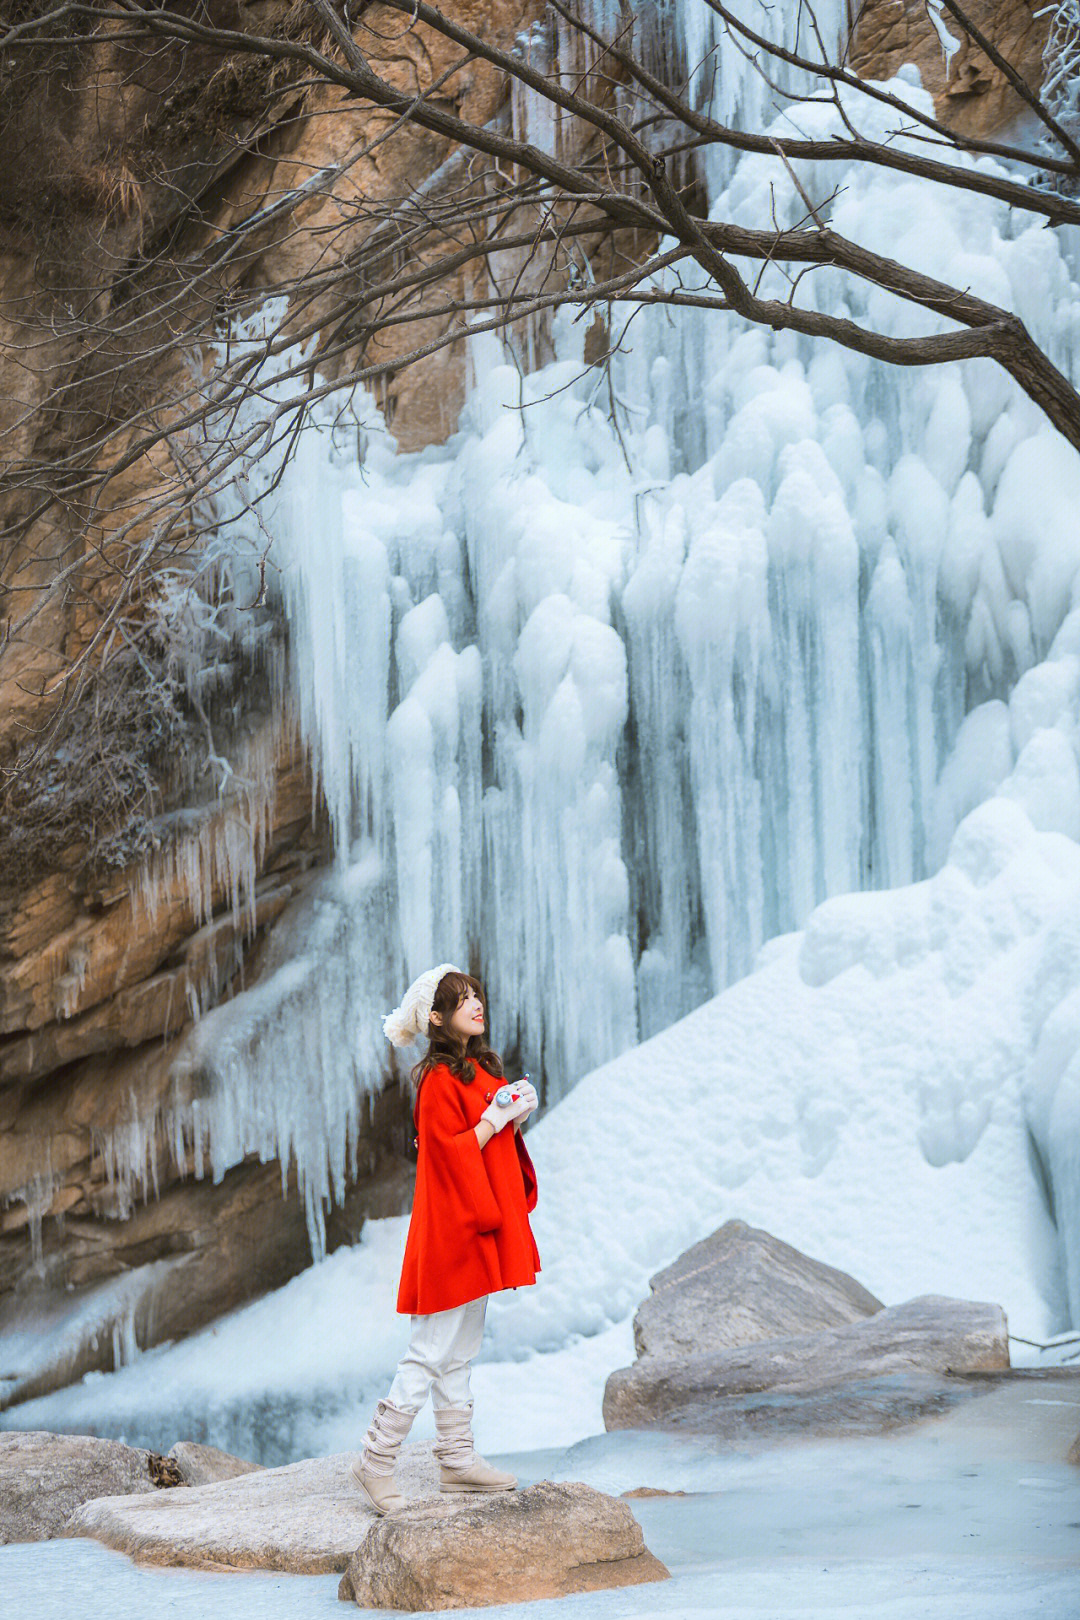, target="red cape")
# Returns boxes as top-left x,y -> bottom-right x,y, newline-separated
396,1062 -> 540,1315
